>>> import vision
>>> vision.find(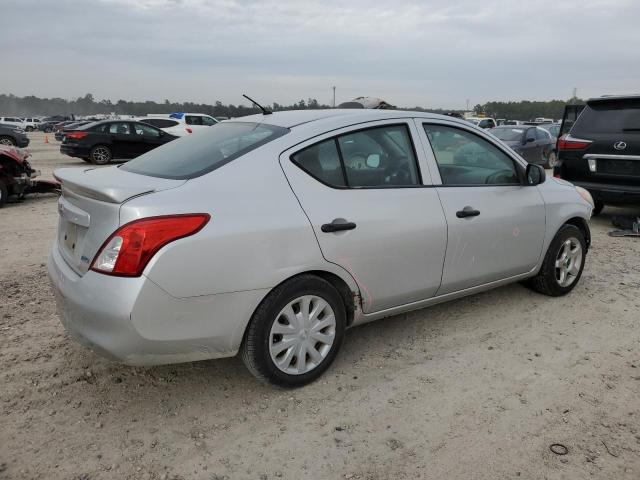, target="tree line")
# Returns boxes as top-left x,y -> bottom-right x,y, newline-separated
0,93 -> 583,121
